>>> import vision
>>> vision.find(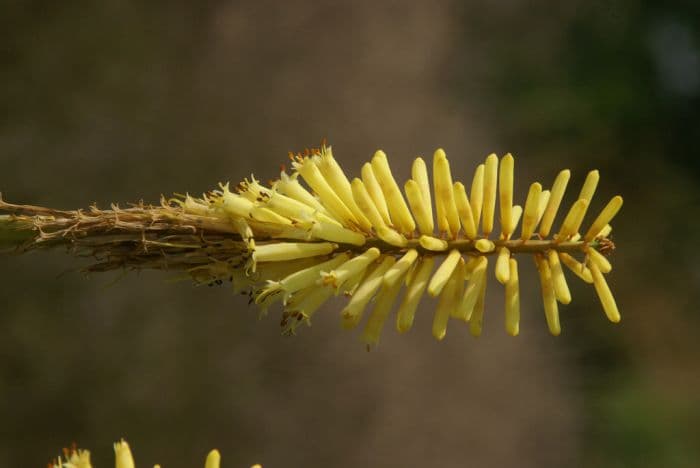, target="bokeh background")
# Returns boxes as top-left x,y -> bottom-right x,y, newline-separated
2,1 -> 700,466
